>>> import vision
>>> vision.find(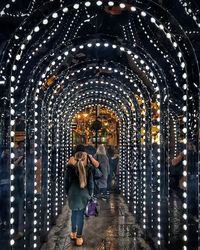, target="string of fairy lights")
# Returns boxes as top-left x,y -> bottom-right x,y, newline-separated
3,1 -> 198,250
